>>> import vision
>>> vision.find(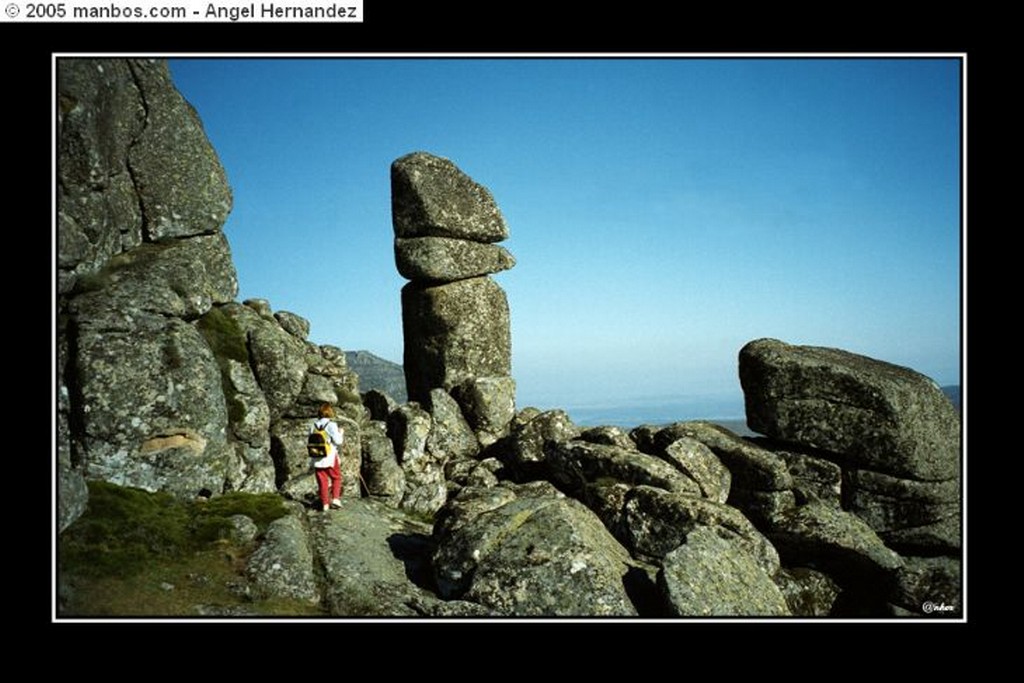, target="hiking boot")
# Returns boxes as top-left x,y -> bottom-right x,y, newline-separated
330,498 -> 342,509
